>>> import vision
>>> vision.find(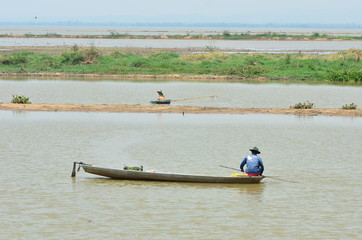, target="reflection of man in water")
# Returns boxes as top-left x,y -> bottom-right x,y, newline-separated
157,90 -> 165,100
